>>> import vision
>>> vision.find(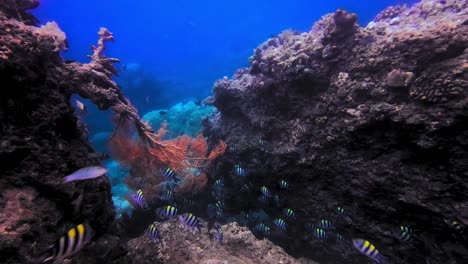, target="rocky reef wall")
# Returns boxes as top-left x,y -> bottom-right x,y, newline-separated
204,0 -> 468,263
0,2 -> 124,263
